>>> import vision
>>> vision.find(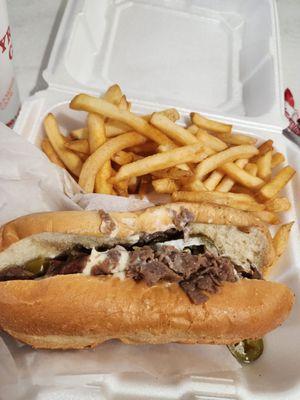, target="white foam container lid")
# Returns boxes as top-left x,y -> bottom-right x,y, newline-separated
12,0 -> 300,398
